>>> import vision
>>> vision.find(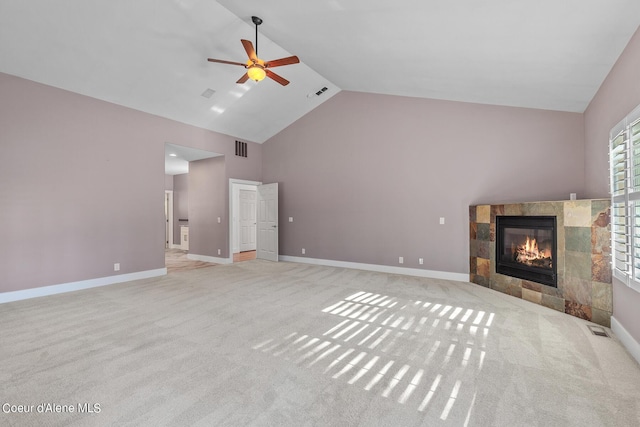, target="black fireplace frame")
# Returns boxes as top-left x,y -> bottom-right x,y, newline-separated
495,215 -> 558,287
